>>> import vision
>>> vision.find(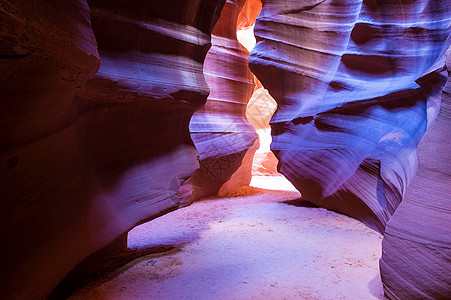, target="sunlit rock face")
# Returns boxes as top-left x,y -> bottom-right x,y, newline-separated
249,0 -> 450,298
179,0 -> 258,205
0,0 -> 224,298
246,88 -> 279,176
